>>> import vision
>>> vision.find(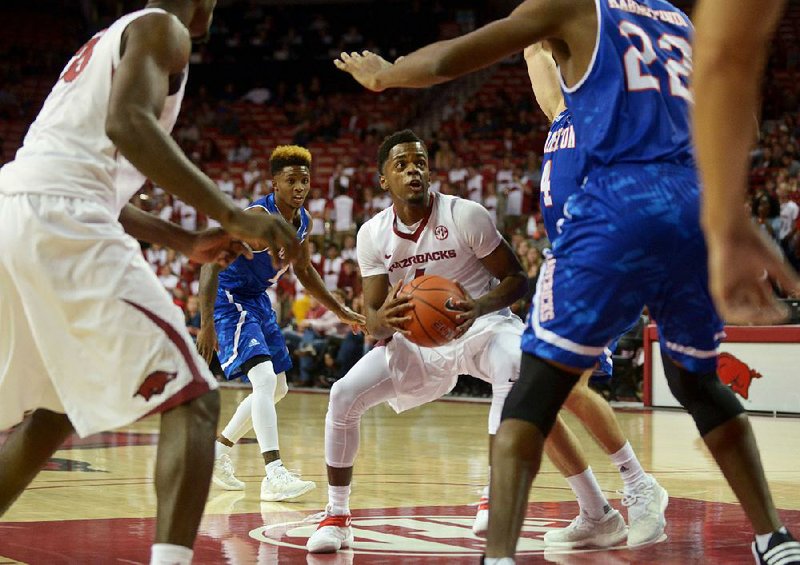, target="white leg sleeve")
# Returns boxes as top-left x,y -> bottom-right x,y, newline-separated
325,347 -> 396,468
221,393 -> 254,444
479,328 -> 521,435
274,372 -> 288,404
248,360 -> 279,453
489,380 -> 513,435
